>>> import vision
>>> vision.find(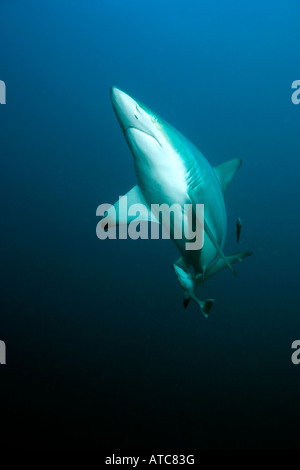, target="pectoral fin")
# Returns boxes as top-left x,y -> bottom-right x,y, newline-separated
206,251 -> 252,280
102,185 -> 159,227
